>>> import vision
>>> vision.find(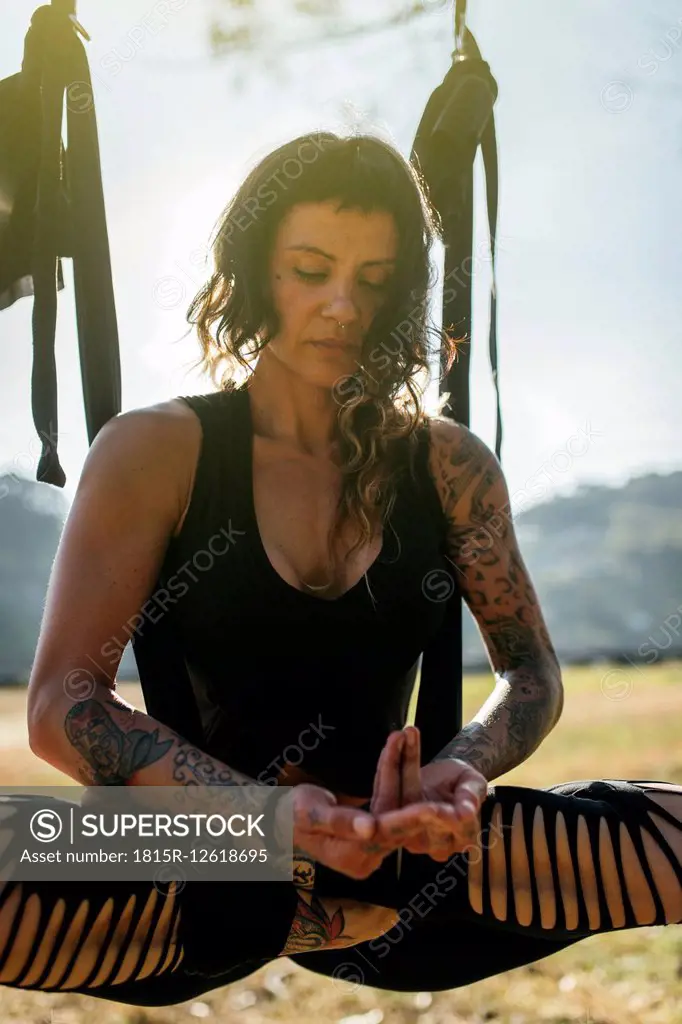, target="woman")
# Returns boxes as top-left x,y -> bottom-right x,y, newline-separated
10,131 -> 681,1007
